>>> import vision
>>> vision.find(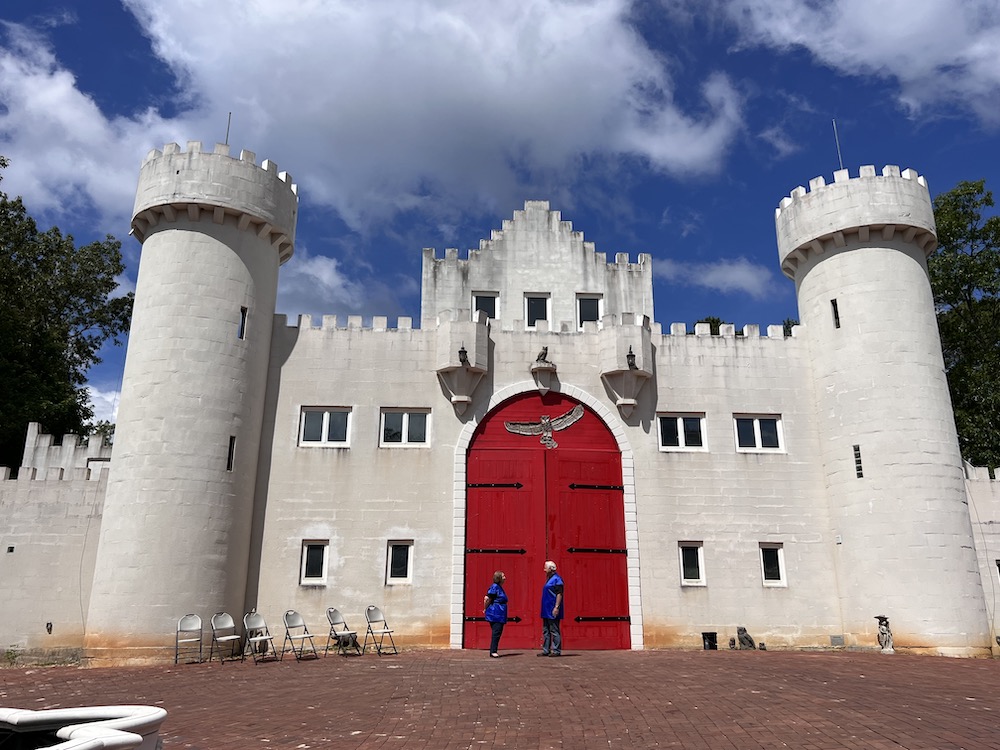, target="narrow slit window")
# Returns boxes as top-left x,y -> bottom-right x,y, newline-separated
831,299 -> 840,329
238,306 -> 249,339
853,444 -> 864,478
226,435 -> 236,471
